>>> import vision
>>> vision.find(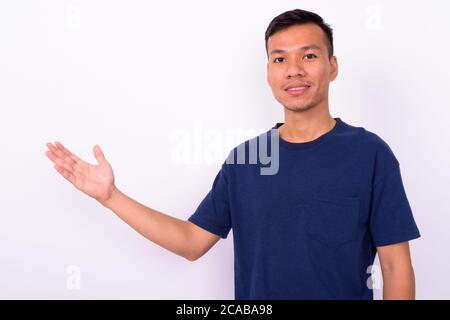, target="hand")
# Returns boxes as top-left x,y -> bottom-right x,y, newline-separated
45,141 -> 116,203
